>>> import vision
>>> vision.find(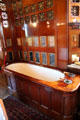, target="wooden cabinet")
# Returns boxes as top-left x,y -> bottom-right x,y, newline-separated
11,73 -> 78,120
